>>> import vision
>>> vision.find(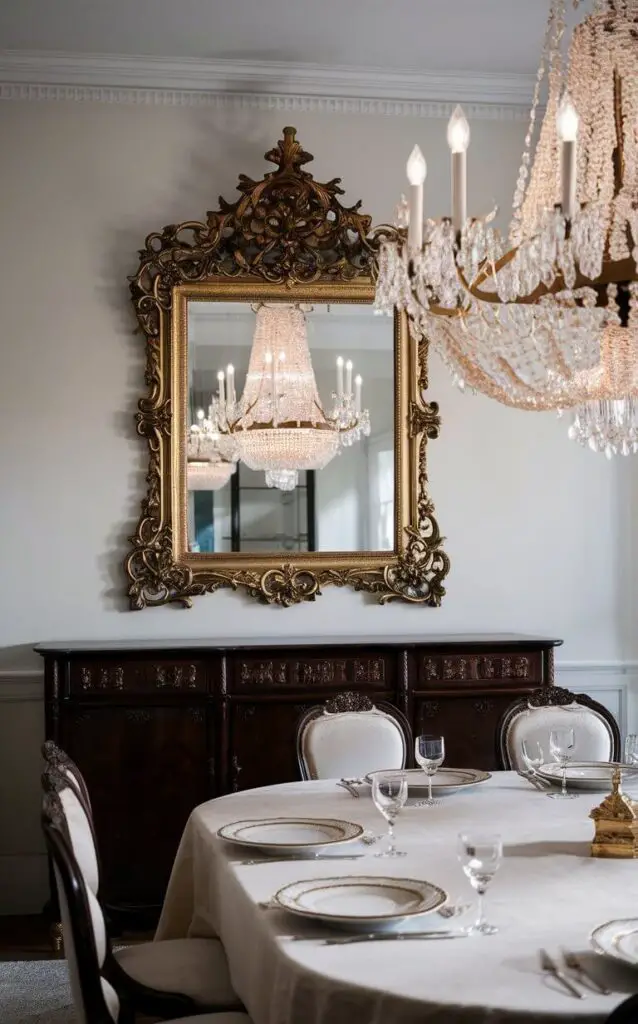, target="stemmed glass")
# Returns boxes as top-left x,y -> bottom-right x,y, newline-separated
521,740 -> 544,775
625,735 -> 638,767
414,735 -> 445,807
371,774 -> 408,858
548,727 -> 577,800
458,832 -> 502,936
